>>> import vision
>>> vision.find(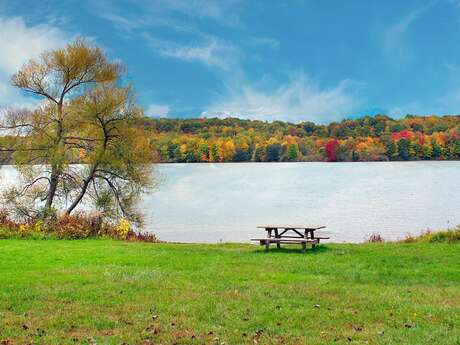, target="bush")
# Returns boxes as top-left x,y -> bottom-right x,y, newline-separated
0,210 -> 159,242
403,226 -> 460,243
0,227 -> 14,239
